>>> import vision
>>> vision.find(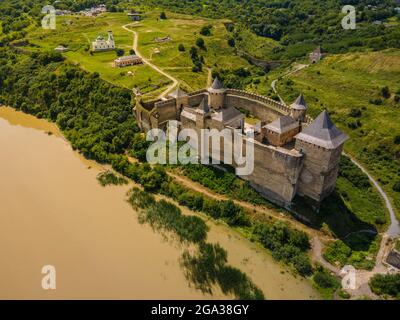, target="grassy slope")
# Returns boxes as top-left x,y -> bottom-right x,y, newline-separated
25,11 -> 258,97
278,50 -> 400,219
25,13 -> 170,99
130,11 -> 252,91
